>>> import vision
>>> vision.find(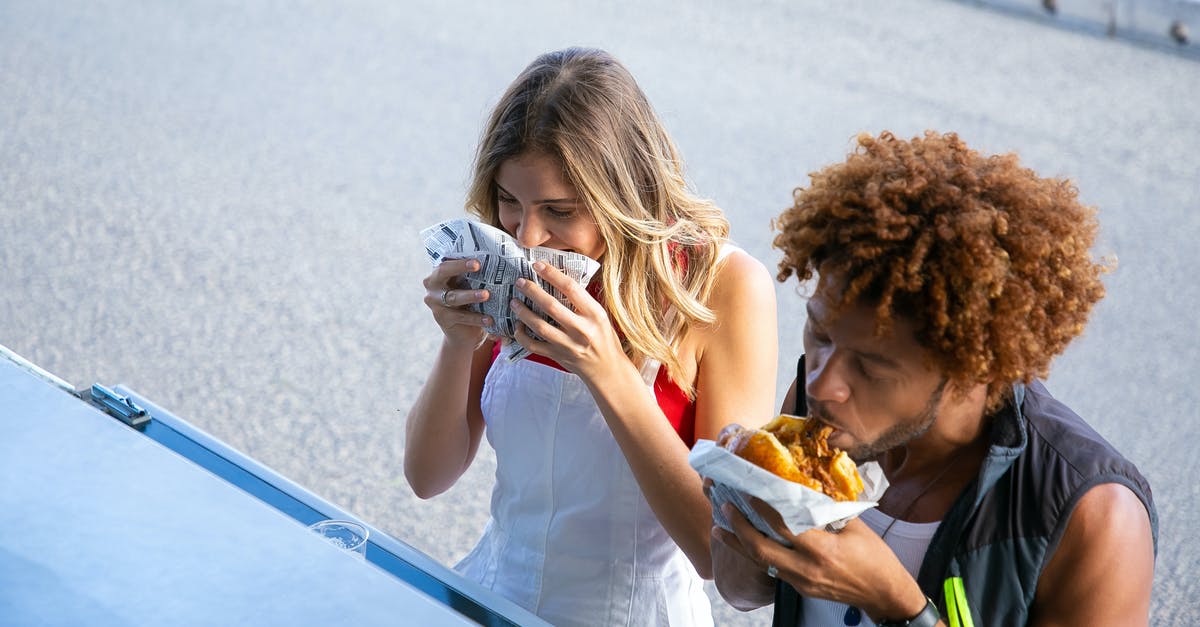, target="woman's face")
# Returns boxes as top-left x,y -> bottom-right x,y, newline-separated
495,153 -> 606,261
